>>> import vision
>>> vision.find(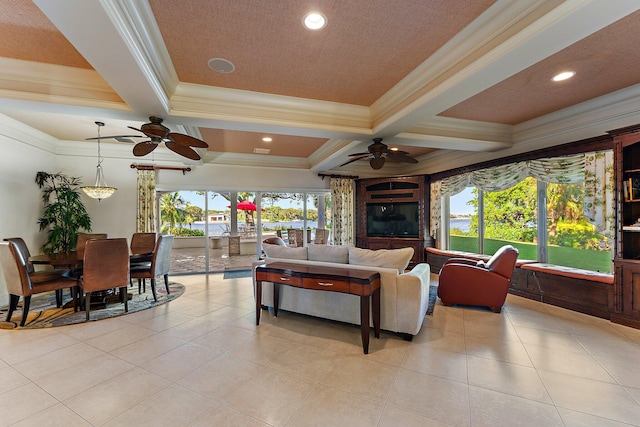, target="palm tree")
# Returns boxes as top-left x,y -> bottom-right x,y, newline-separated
160,192 -> 186,233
